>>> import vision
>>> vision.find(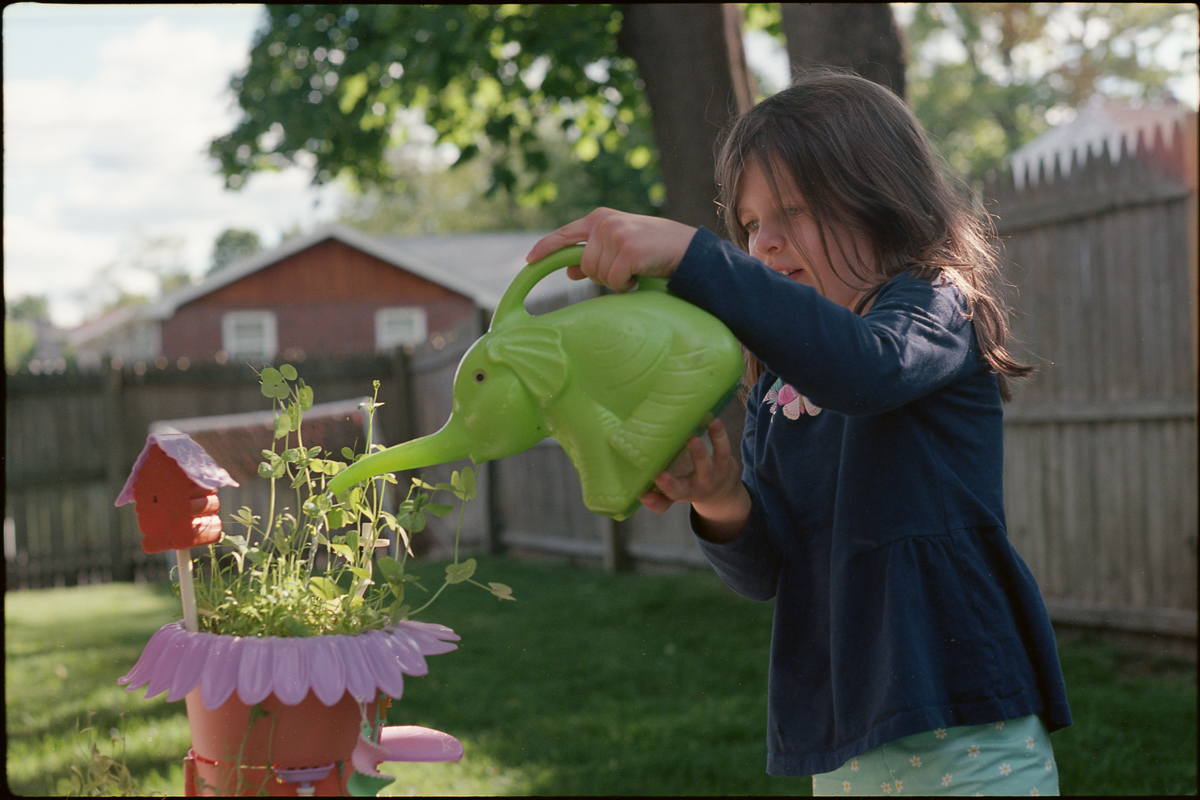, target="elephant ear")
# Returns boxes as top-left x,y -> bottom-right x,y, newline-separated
486,324 -> 569,405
